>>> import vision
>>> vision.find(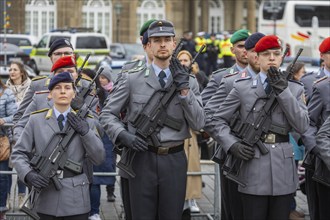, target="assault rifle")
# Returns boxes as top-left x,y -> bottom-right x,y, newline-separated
20,67 -> 104,220
75,53 -> 91,87
117,42 -> 205,178
223,48 -> 303,187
